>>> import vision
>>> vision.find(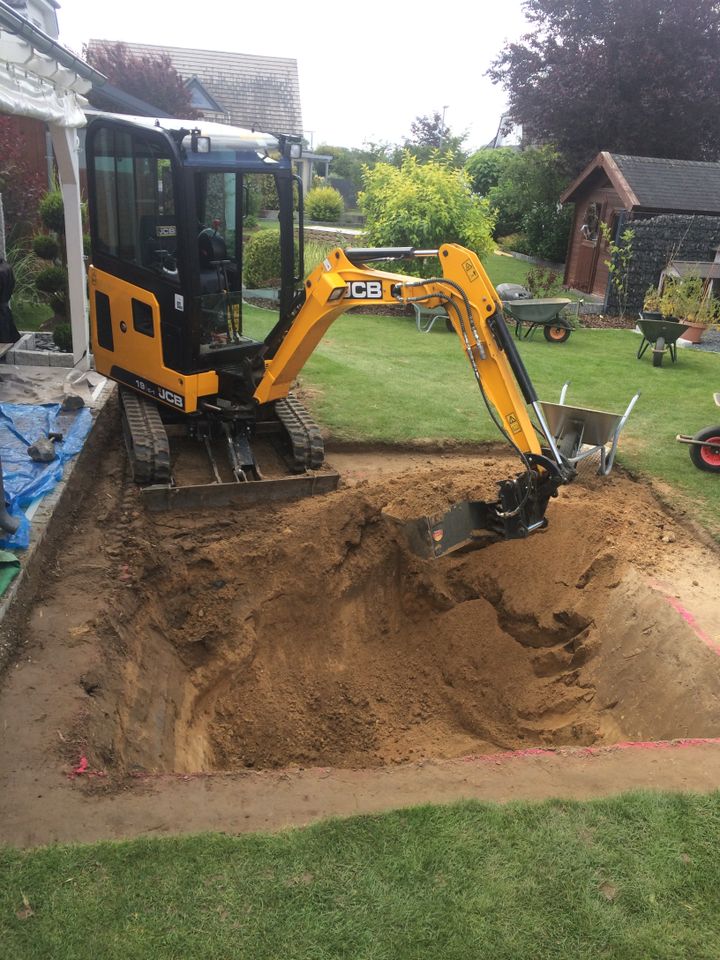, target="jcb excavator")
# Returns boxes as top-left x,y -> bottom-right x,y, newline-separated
85,114 -> 617,558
